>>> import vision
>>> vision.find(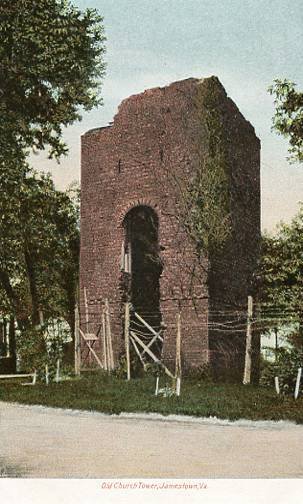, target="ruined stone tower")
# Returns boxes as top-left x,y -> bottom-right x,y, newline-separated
80,76 -> 260,375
